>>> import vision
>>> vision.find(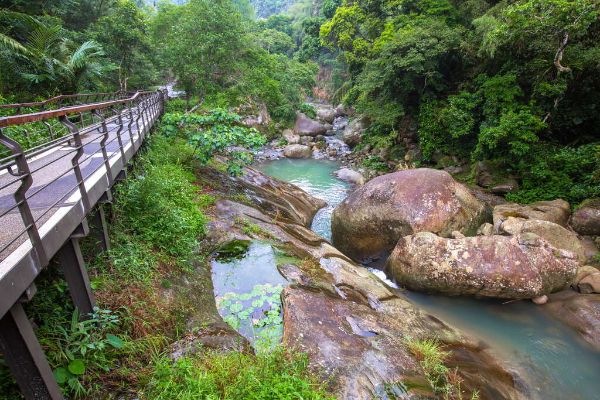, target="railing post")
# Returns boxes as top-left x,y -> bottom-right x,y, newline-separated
126,104 -> 136,151
91,110 -> 114,187
58,116 -> 91,213
112,106 -> 126,162
0,130 -> 48,267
